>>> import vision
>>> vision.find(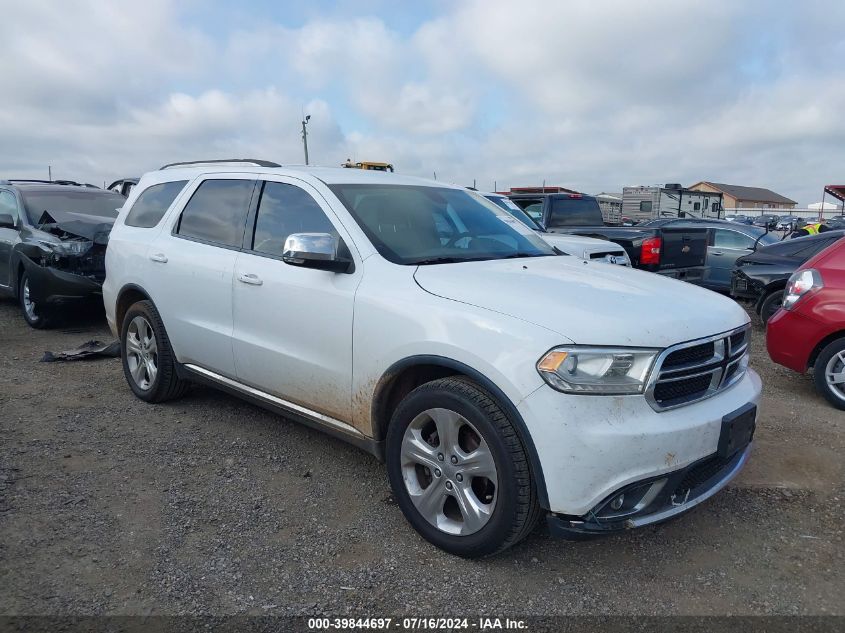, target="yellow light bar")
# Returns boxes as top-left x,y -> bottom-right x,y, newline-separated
538,351 -> 568,373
